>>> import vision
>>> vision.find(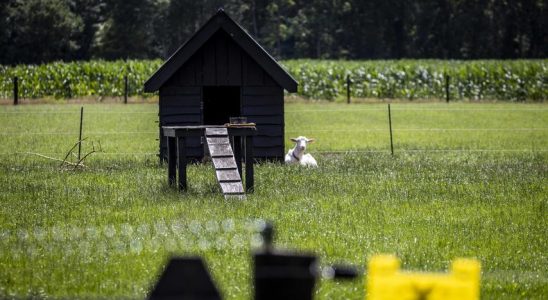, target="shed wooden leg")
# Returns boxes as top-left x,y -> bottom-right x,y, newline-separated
167,136 -> 176,186
245,135 -> 254,193
233,136 -> 243,178
177,137 -> 187,191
